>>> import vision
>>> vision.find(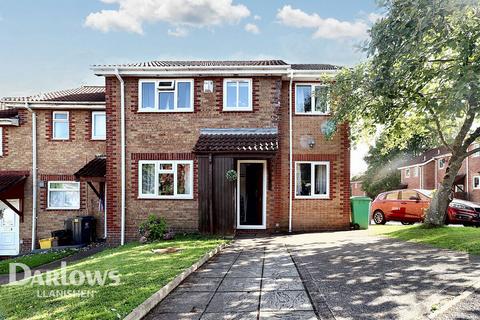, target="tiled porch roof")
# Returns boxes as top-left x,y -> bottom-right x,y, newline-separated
0,172 -> 28,196
0,109 -> 19,118
193,128 -> 278,153
74,157 -> 106,179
